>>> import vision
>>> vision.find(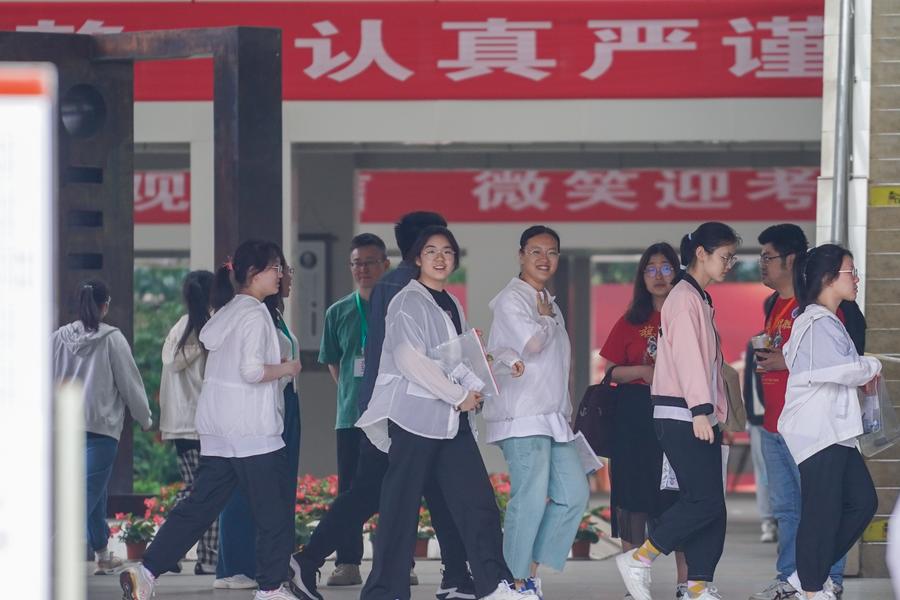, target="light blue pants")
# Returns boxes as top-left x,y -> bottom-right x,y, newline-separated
499,436 -> 590,579
760,428 -> 846,584
749,425 -> 773,521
